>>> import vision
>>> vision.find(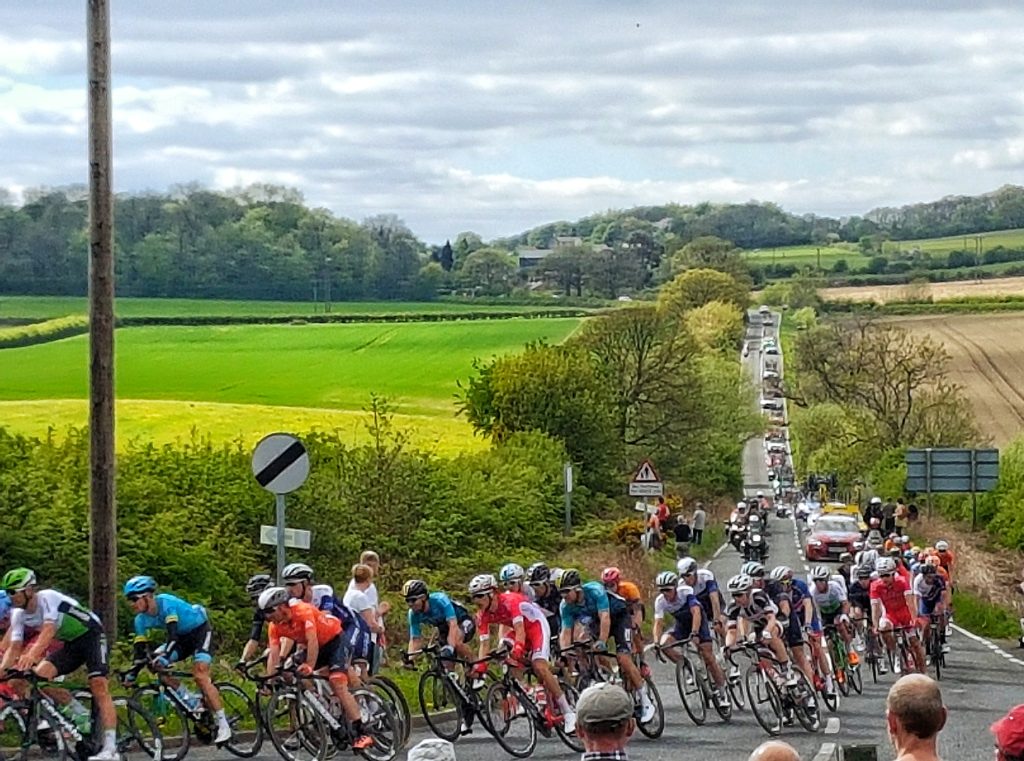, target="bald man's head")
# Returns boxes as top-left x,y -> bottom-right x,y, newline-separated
748,740 -> 801,761
887,674 -> 946,739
